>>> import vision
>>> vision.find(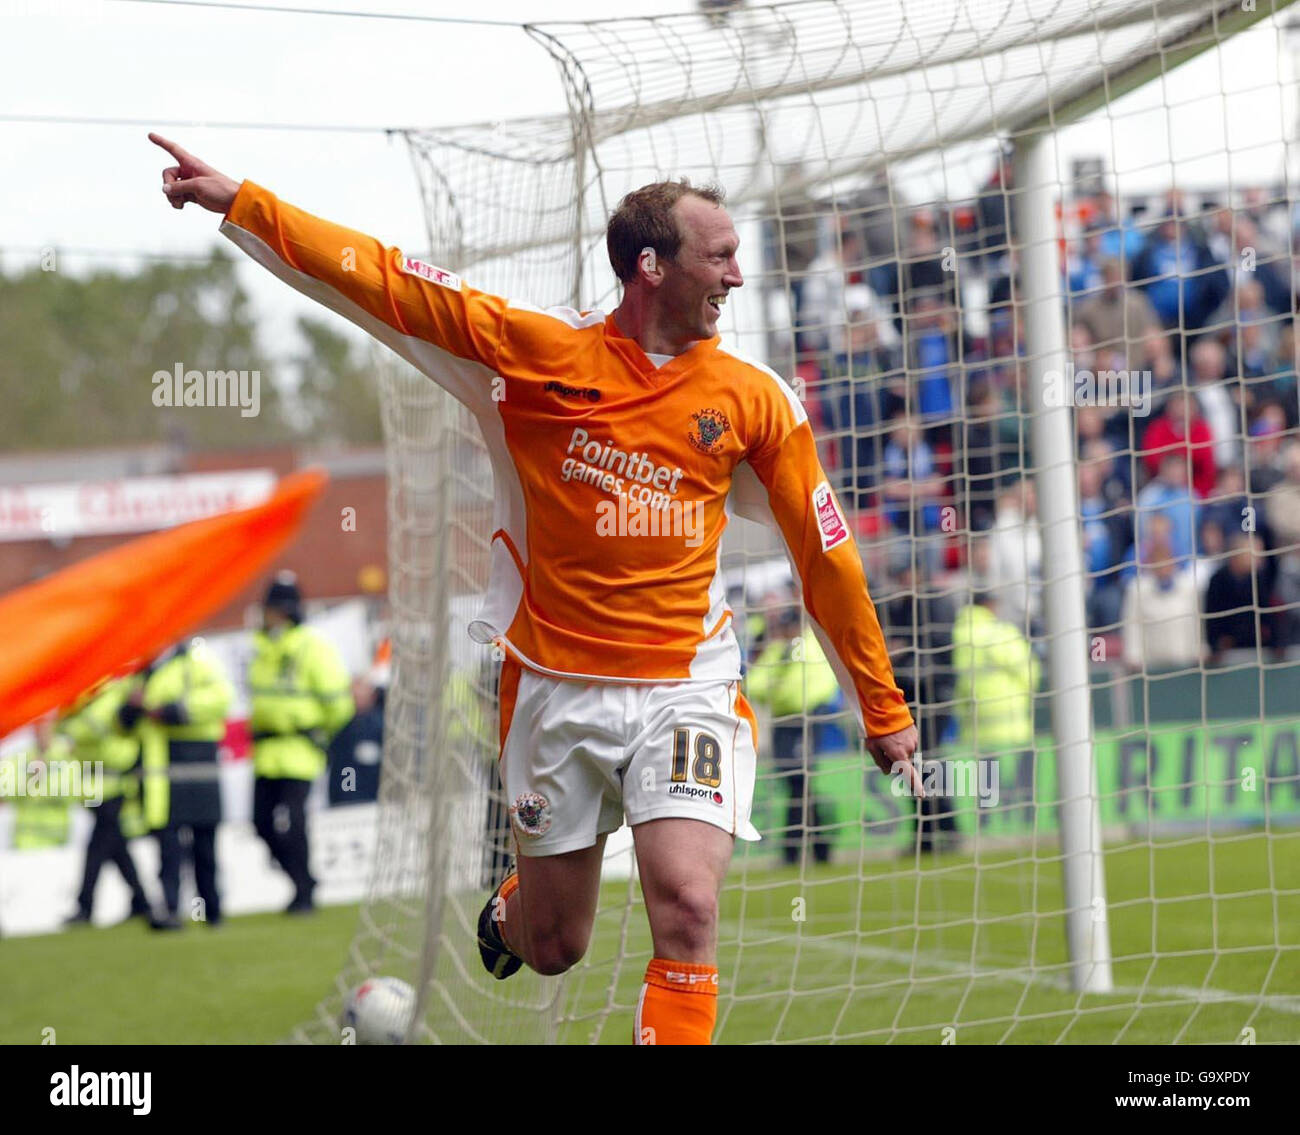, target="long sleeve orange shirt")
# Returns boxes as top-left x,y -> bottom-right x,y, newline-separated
221,181 -> 912,737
